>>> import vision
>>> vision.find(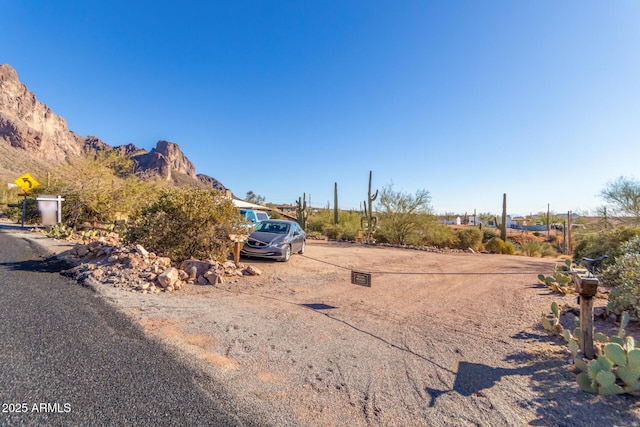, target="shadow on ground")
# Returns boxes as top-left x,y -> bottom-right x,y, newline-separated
514,330 -> 639,426
425,330 -> 639,425
0,255 -> 71,274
